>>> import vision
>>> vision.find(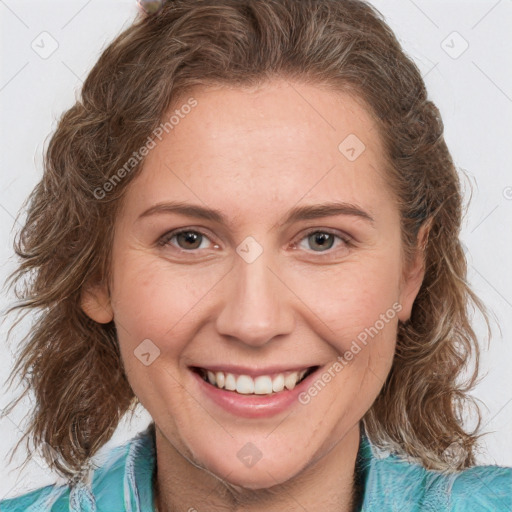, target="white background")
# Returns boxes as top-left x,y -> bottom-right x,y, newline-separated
1,0 -> 511,501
